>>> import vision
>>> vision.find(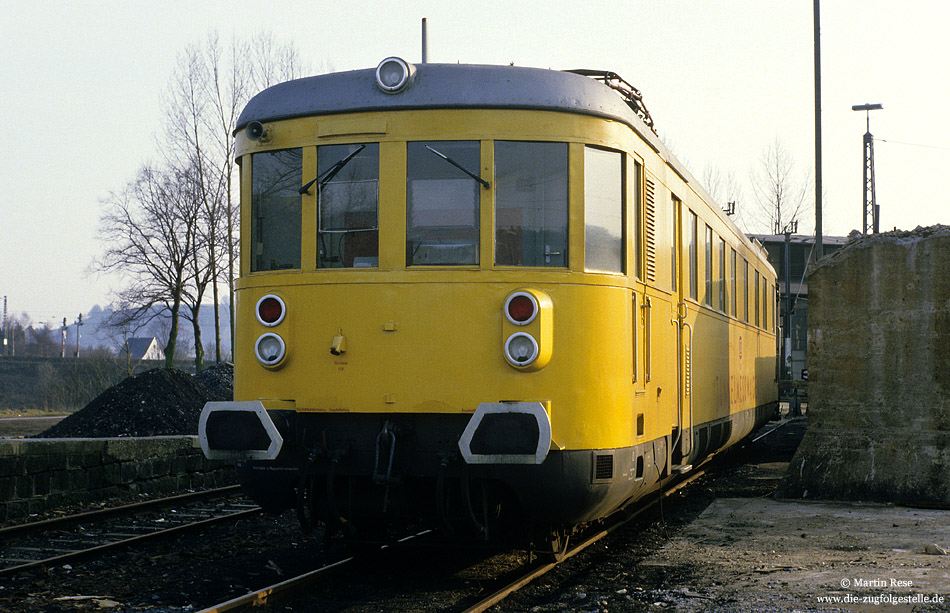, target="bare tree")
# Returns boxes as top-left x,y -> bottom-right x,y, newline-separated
27,324 -> 58,358
749,139 -> 812,234
203,34 -> 249,362
179,164 -> 219,373
702,165 -> 754,232
97,164 -> 201,368
247,31 -> 308,91
164,42 -> 227,367
98,32 -> 309,371
163,32 -> 309,360
3,312 -> 32,356
1,314 -> 59,358
99,302 -> 154,375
